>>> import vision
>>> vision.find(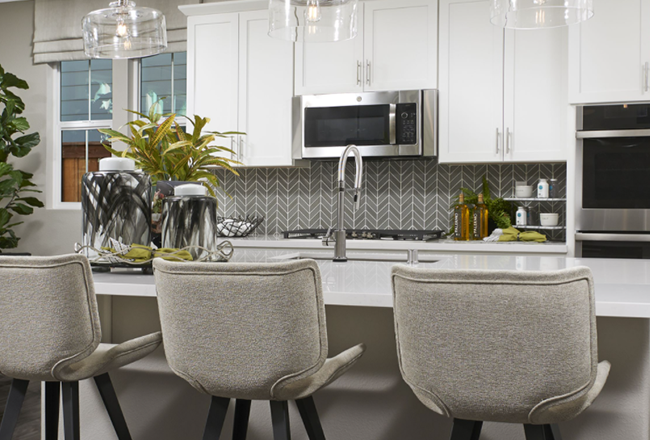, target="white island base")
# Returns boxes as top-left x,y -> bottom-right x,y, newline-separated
63,250 -> 650,440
